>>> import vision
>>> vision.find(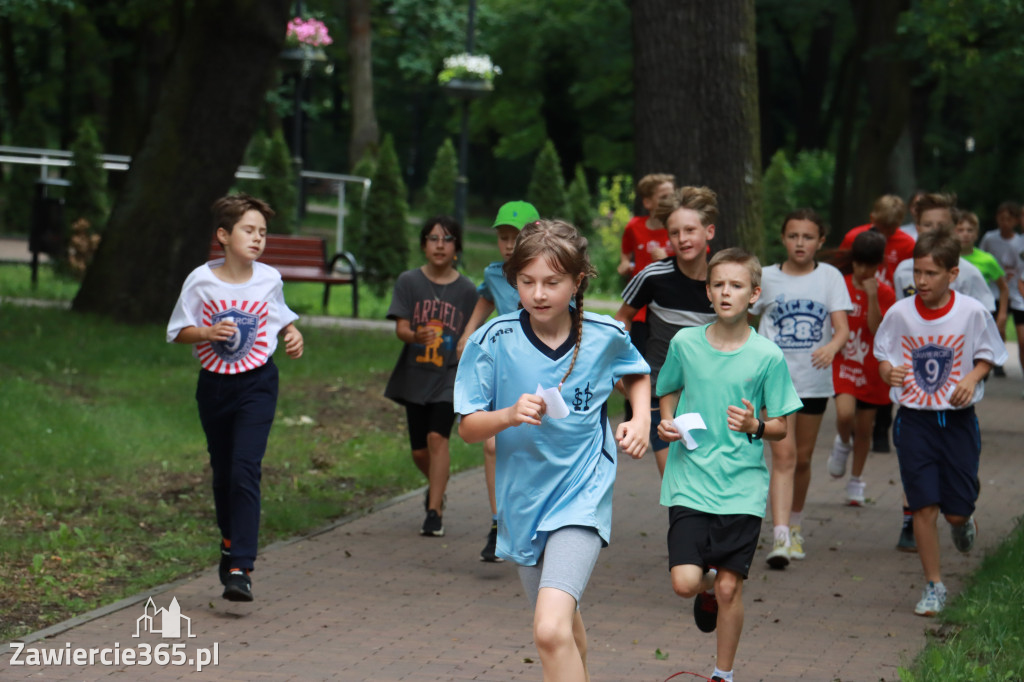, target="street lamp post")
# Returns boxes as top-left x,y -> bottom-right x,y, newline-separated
453,0 -> 477,229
